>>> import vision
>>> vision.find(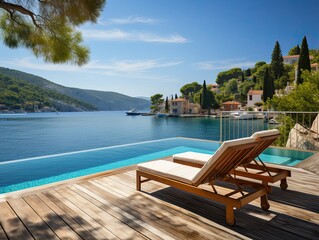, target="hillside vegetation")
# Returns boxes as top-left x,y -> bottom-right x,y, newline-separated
0,67 -> 150,111
0,74 -> 96,112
